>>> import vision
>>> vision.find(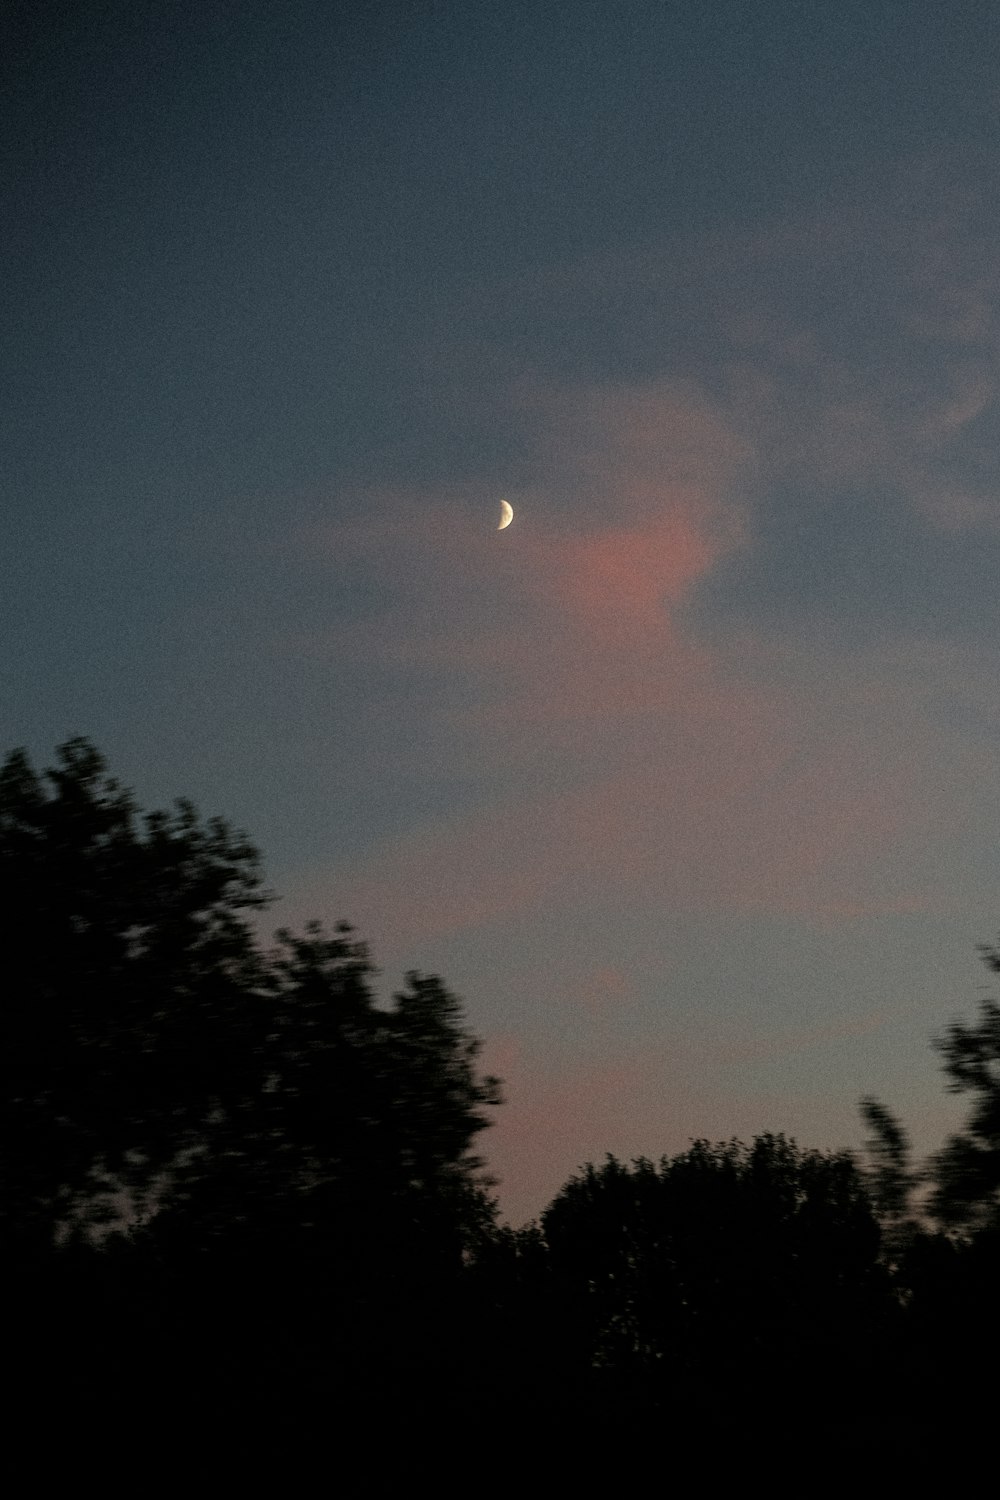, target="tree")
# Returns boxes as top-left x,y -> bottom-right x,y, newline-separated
0,738 -> 502,1264
153,922 -> 502,1274
1,737 -> 269,1249
860,1096 -> 919,1256
928,945 -> 1000,1232
539,1134 -> 886,1407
